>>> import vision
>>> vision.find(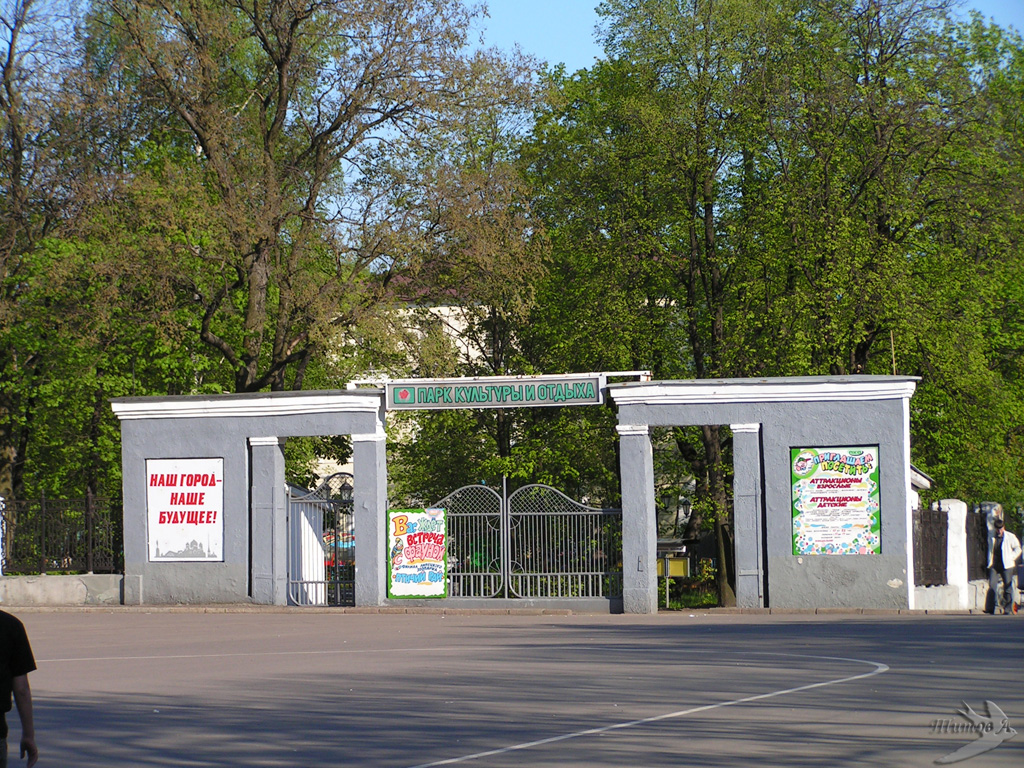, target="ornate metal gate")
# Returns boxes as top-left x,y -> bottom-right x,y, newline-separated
434,482 -> 622,599
913,505 -> 947,587
287,472 -> 355,606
